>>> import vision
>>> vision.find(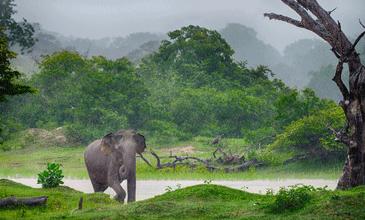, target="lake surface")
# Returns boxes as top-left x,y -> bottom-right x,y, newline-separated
8,178 -> 337,201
